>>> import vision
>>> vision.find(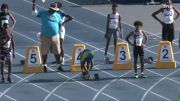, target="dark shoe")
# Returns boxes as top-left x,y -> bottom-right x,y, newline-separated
7,78 -> 13,83
57,64 -> 64,72
44,65 -> 47,73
